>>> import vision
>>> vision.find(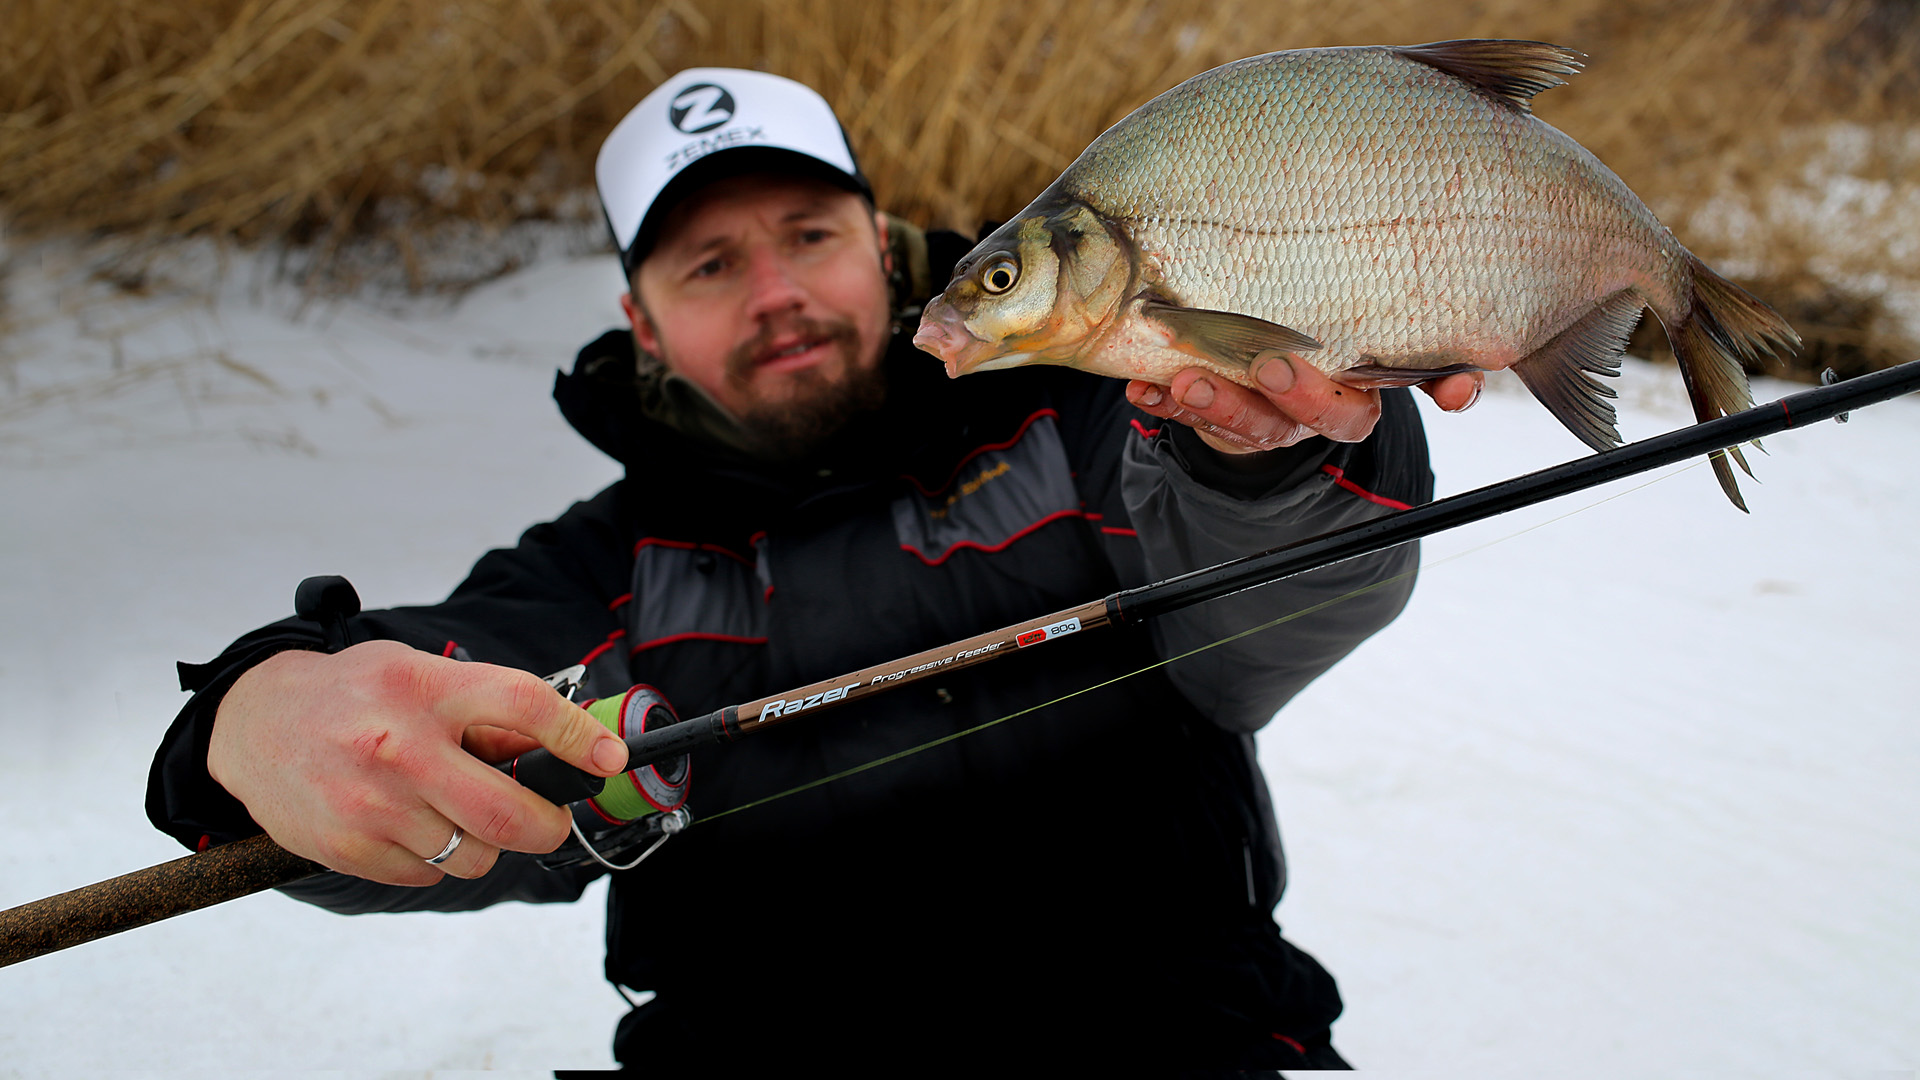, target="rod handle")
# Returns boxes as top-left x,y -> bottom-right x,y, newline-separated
625,710 -> 728,767
496,711 -> 726,806
495,751 -> 606,805
0,834 -> 321,969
